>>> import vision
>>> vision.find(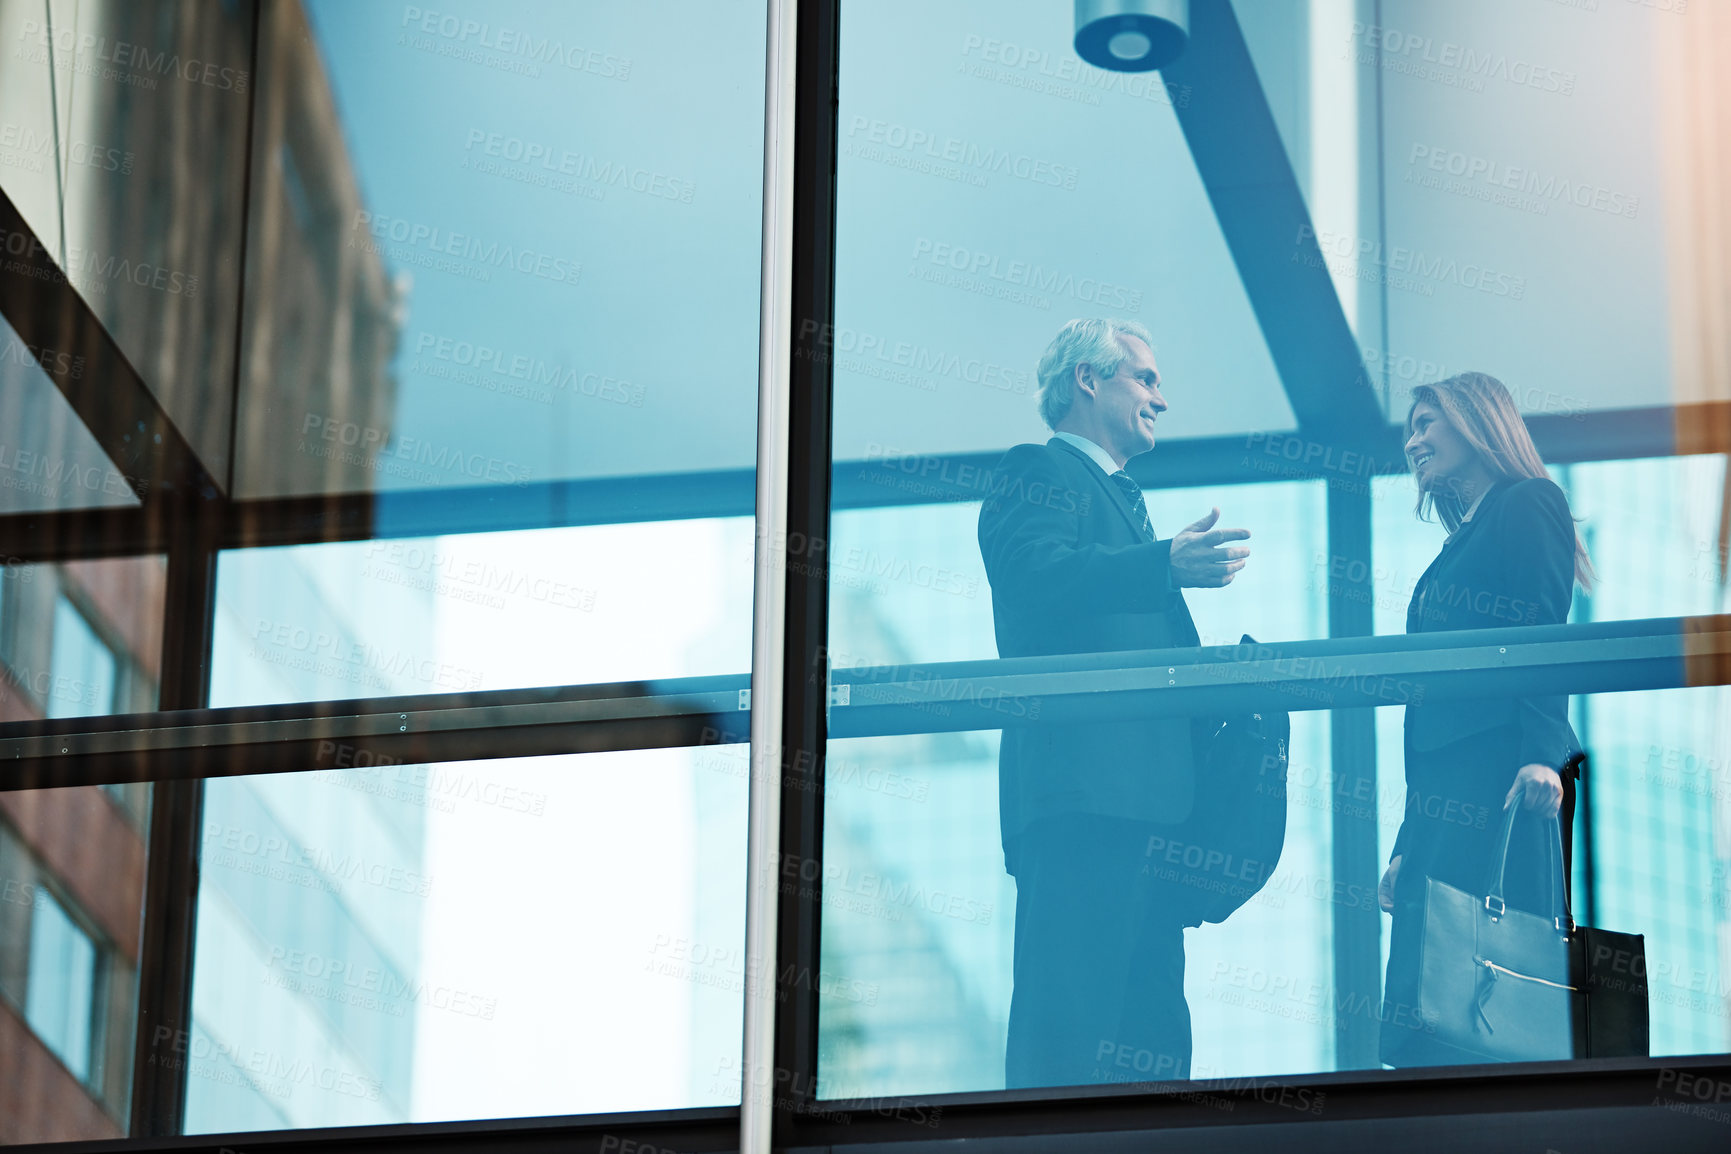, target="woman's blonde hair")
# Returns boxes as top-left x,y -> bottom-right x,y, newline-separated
1407,372 -> 1596,589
